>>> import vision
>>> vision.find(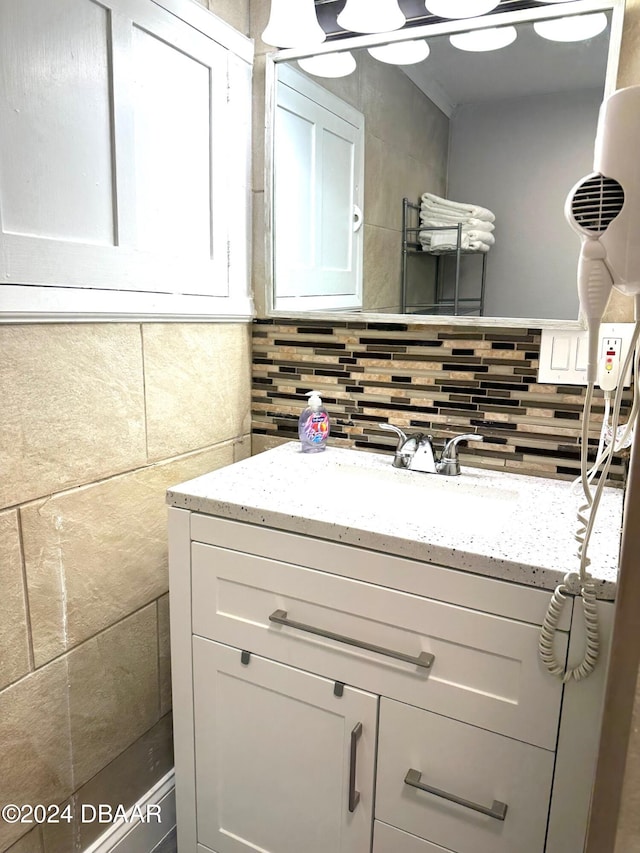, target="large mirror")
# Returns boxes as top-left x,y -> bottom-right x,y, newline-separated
266,0 -> 624,325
